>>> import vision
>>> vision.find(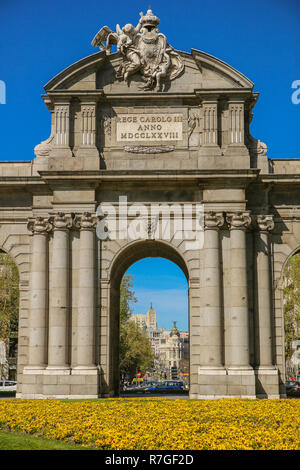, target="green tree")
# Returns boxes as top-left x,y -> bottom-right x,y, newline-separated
0,252 -> 19,378
120,273 -> 137,323
119,274 -> 154,380
283,252 -> 300,360
120,320 -> 154,379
